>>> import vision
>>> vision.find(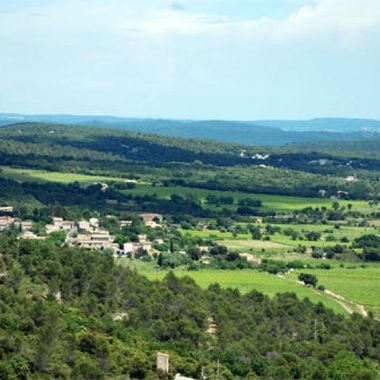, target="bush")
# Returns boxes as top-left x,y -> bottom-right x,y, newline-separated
298,273 -> 318,287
